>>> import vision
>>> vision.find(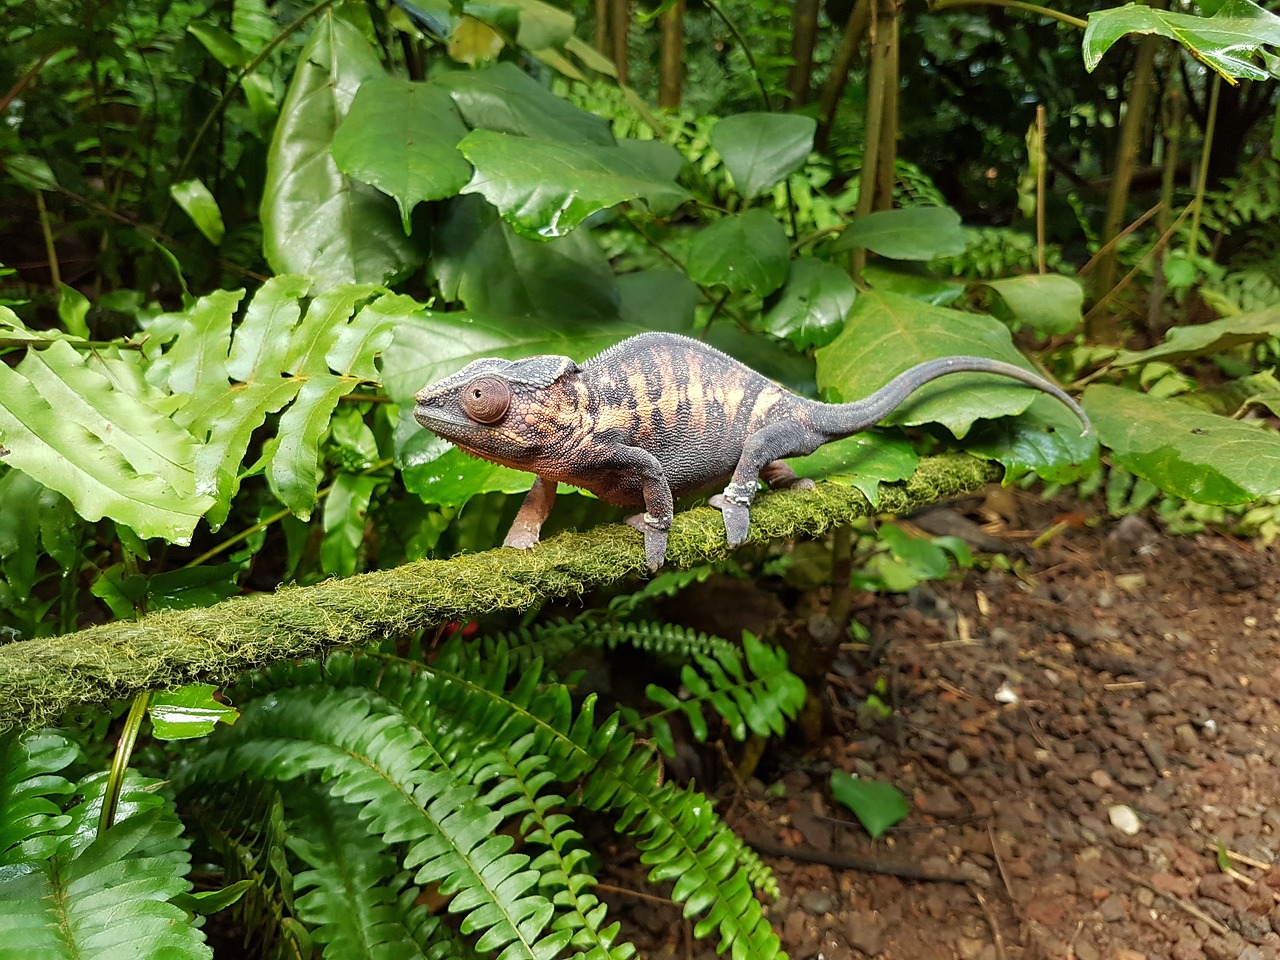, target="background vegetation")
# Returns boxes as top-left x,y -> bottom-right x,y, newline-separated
1,0 -> 1278,956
